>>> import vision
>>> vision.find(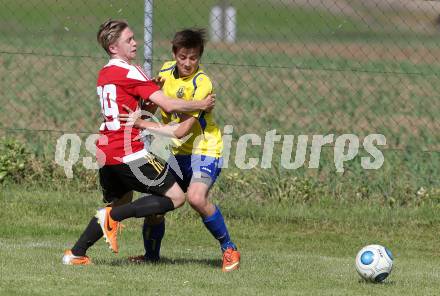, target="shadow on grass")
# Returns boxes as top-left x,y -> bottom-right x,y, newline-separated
357,279 -> 396,286
94,256 -> 222,268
